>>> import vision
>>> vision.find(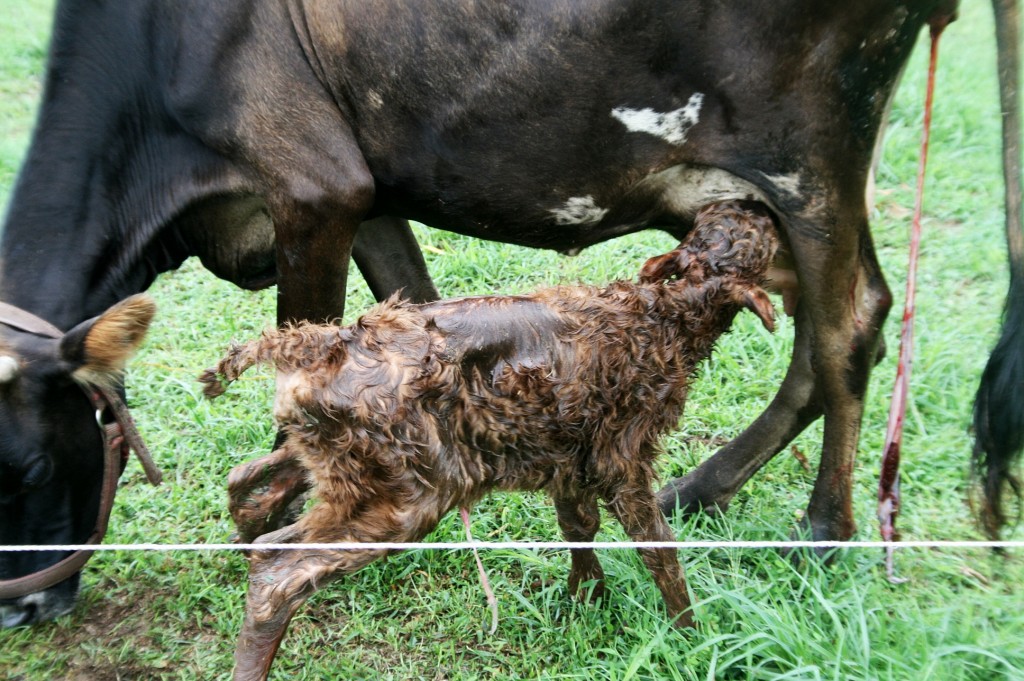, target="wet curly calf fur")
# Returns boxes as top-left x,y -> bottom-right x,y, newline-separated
201,200 -> 779,680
